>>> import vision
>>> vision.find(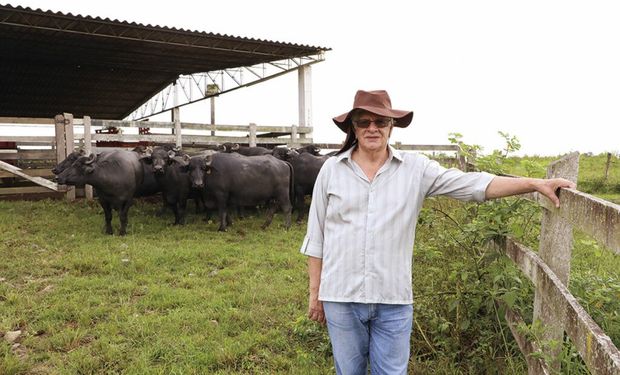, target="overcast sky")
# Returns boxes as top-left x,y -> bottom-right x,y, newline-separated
6,0 -> 620,156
